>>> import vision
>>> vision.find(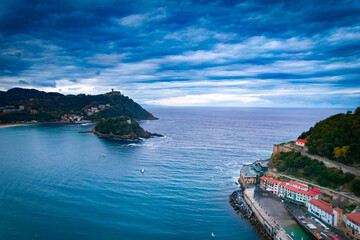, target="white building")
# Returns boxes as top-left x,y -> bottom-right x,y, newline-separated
307,199 -> 342,226
260,176 -> 281,195
260,176 -> 320,205
278,182 -> 287,197
284,185 -> 319,205
295,139 -> 307,147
